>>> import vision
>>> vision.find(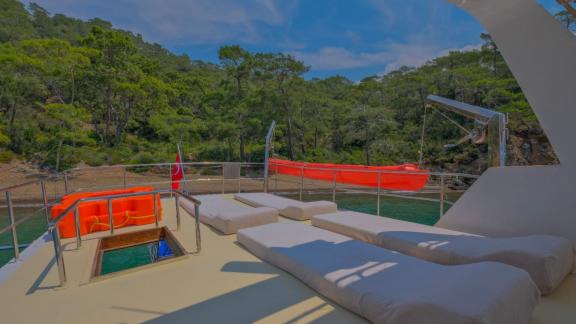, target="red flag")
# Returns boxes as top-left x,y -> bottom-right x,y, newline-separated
171,154 -> 183,190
